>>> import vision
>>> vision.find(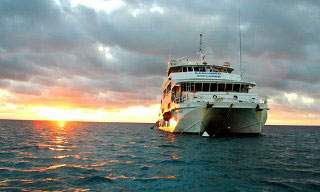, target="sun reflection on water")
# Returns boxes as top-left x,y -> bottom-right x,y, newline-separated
57,120 -> 66,129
